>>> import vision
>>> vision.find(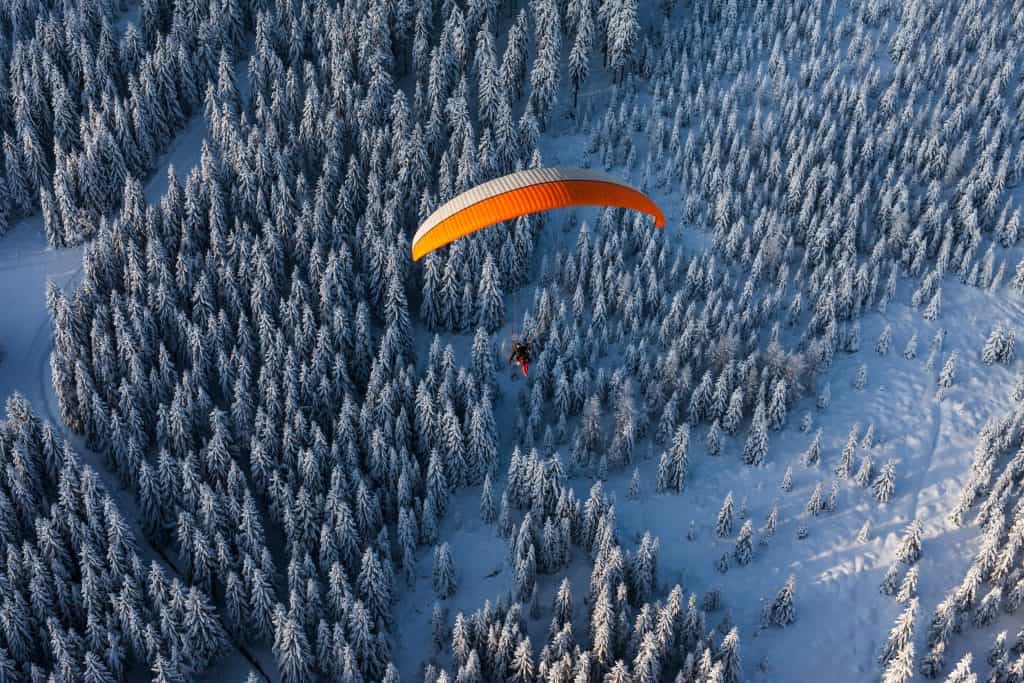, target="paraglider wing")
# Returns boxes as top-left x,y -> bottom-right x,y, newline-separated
411,167 -> 665,261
